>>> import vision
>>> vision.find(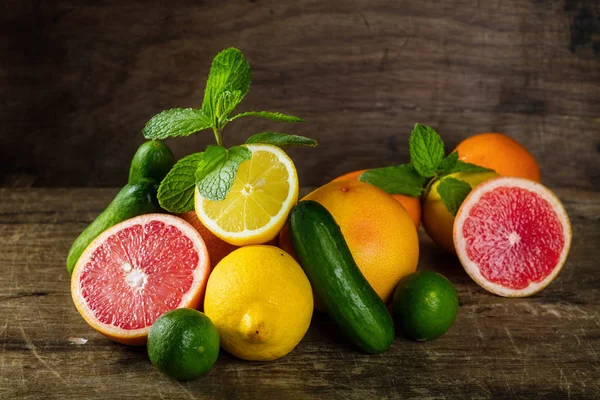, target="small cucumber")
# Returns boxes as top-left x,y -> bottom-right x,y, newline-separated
128,140 -> 175,184
66,179 -> 161,275
288,200 -> 395,354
